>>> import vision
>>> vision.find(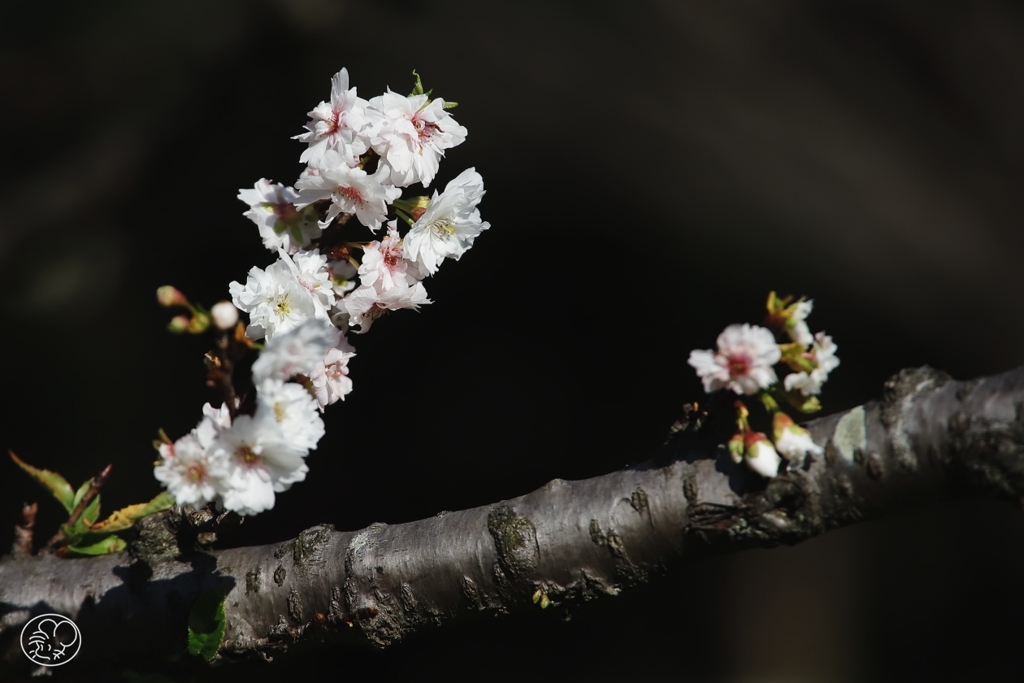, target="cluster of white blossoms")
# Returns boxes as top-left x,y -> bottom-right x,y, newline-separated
154,68 -> 488,515
688,294 -> 840,478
